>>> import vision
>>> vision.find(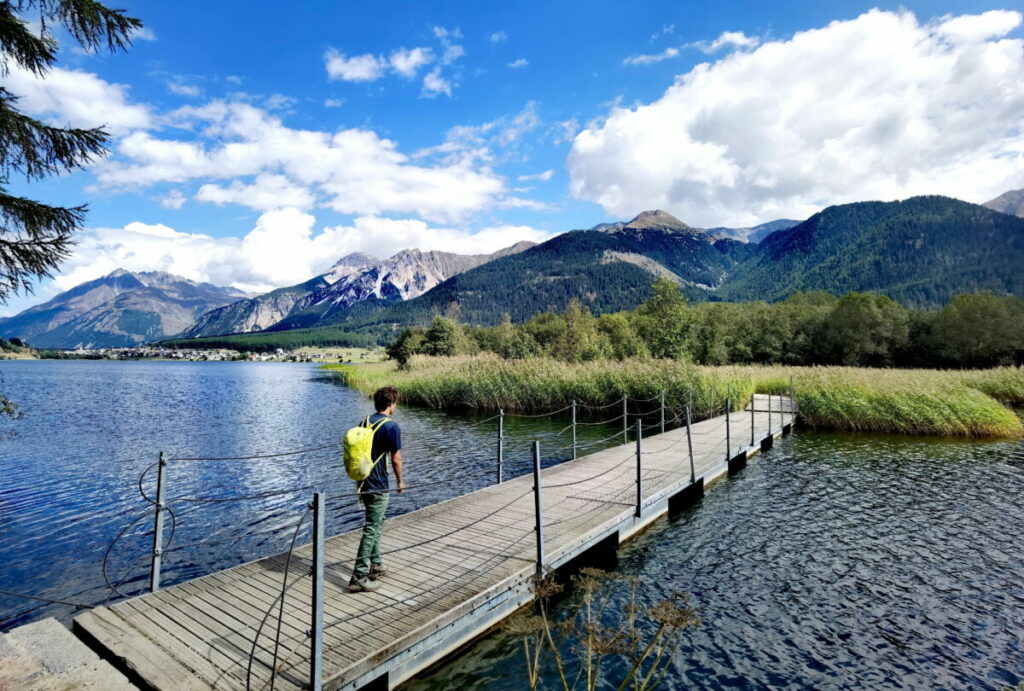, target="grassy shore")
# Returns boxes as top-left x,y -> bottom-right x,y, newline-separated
326,356 -> 1024,439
